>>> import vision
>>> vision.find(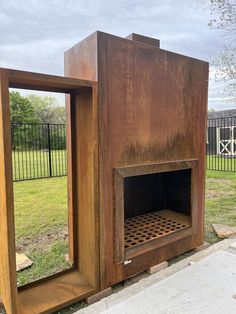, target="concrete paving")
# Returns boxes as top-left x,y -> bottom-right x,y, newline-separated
100,251 -> 236,314
77,239 -> 236,314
